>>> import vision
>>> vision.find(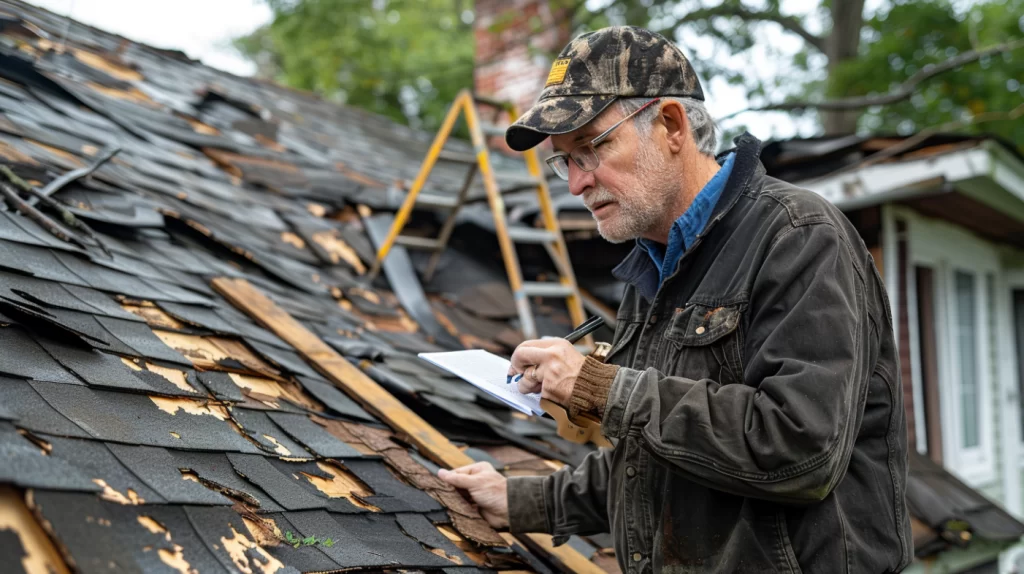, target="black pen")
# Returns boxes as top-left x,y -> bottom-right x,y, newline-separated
507,316 -> 606,384
563,315 -> 605,344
